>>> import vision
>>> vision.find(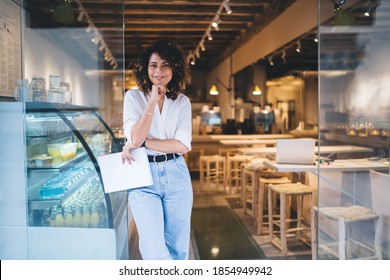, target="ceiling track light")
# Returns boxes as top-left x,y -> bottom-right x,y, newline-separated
268,56 -> 274,66
77,11 -> 85,22
364,2 -> 372,17
75,0 -> 118,69
212,17 -> 221,31
281,50 -> 287,62
195,49 -> 200,59
92,35 -> 99,44
207,29 -> 213,41
296,41 -> 301,53
223,0 -> 232,15
187,51 -> 196,65
200,41 -> 206,51
186,0 -> 232,66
